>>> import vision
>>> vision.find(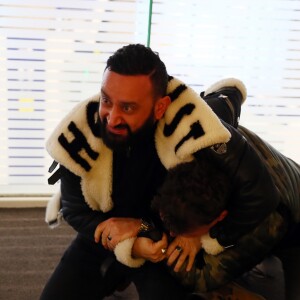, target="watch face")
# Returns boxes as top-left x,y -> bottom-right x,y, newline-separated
140,219 -> 153,232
